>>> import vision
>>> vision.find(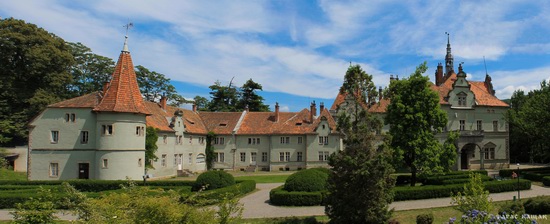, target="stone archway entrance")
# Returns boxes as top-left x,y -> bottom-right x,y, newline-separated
460,143 -> 477,170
